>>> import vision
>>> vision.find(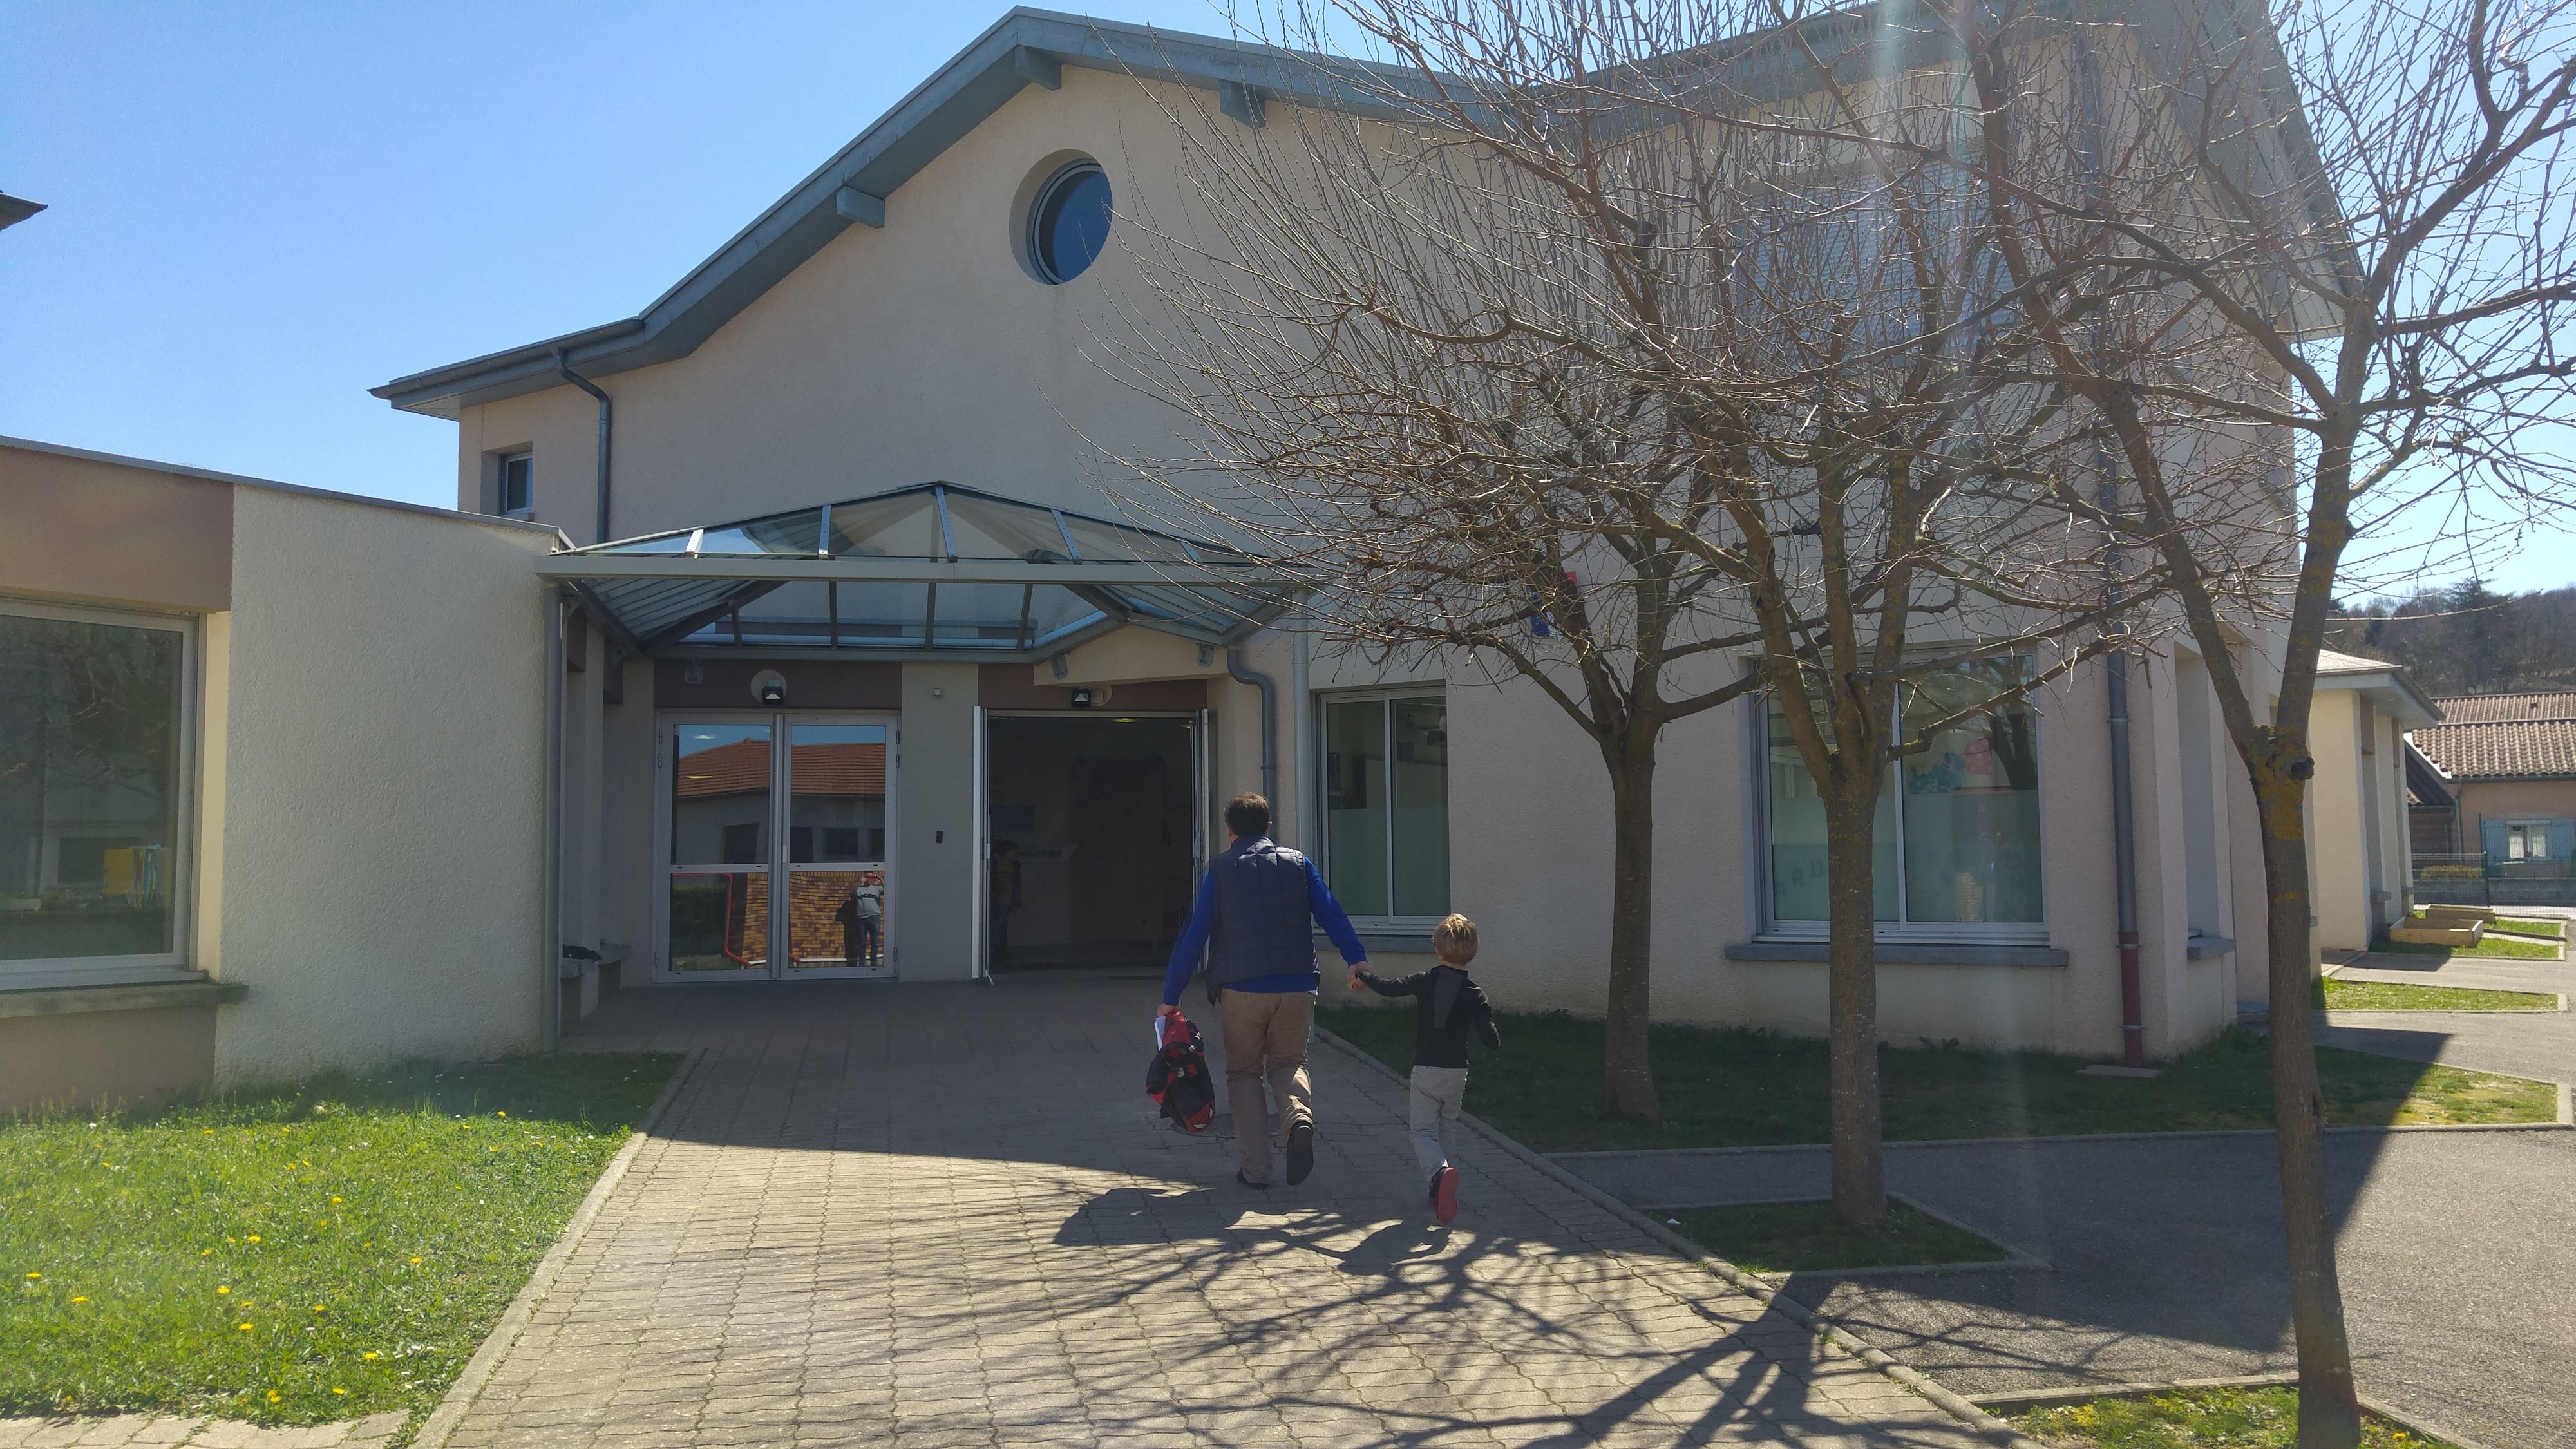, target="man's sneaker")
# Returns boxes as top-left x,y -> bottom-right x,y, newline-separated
1236,1170 -> 1270,1190
1432,1165 -> 1461,1224
1285,1121 -> 1316,1185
